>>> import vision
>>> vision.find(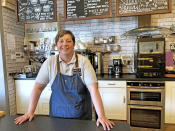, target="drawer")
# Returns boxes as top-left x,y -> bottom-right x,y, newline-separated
98,80 -> 126,88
